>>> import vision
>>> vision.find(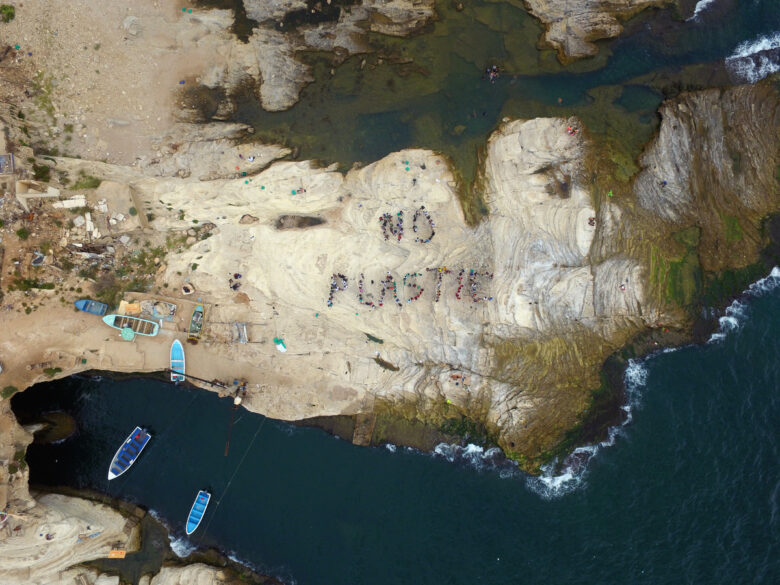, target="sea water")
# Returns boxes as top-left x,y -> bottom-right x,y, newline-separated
14,268 -> 780,584
10,0 -> 780,582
